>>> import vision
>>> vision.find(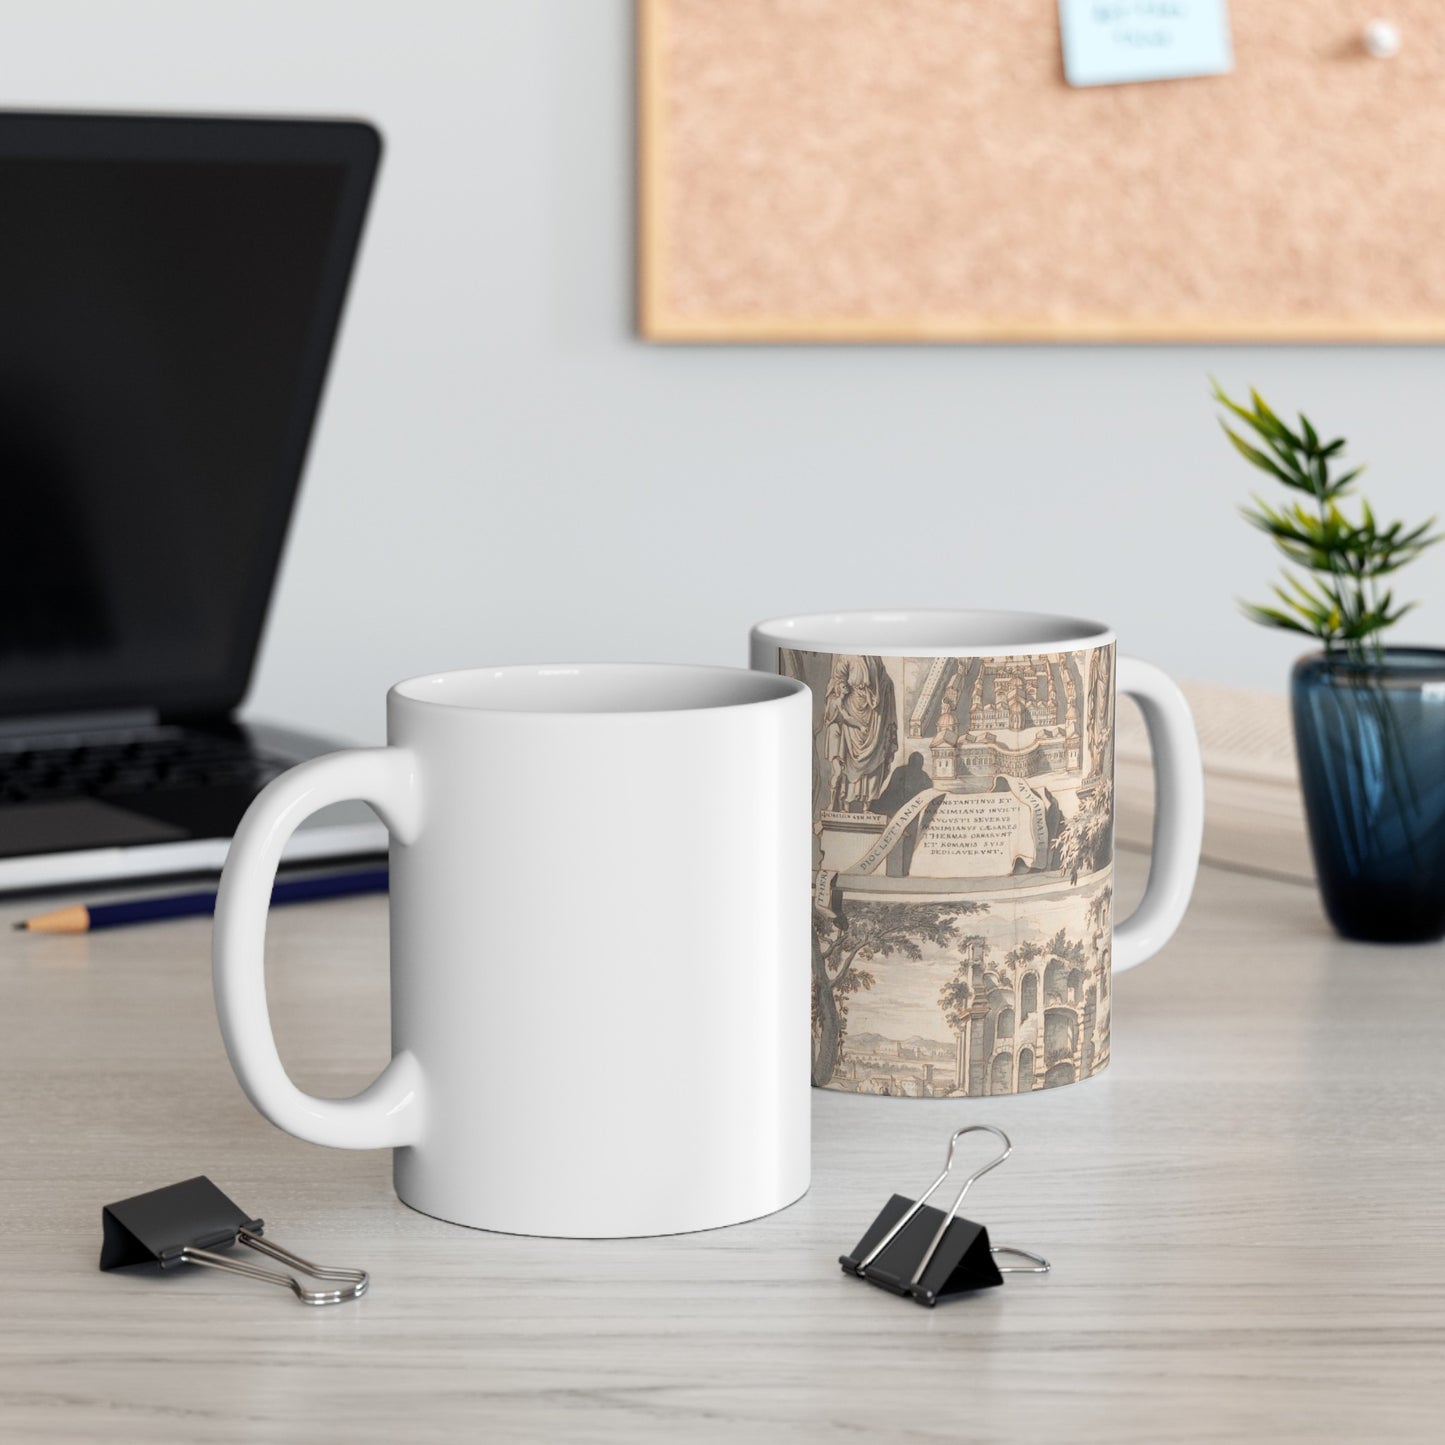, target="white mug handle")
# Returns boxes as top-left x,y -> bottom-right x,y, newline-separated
212,747 -> 427,1148
1113,658 -> 1204,973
